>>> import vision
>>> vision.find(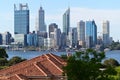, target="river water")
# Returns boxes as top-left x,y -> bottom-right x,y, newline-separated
6,50 -> 120,63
